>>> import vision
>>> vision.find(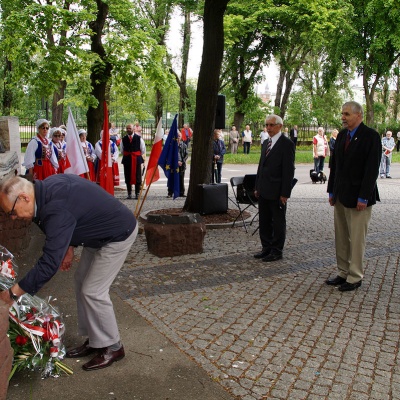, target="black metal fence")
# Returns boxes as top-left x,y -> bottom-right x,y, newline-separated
19,119 -> 339,147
